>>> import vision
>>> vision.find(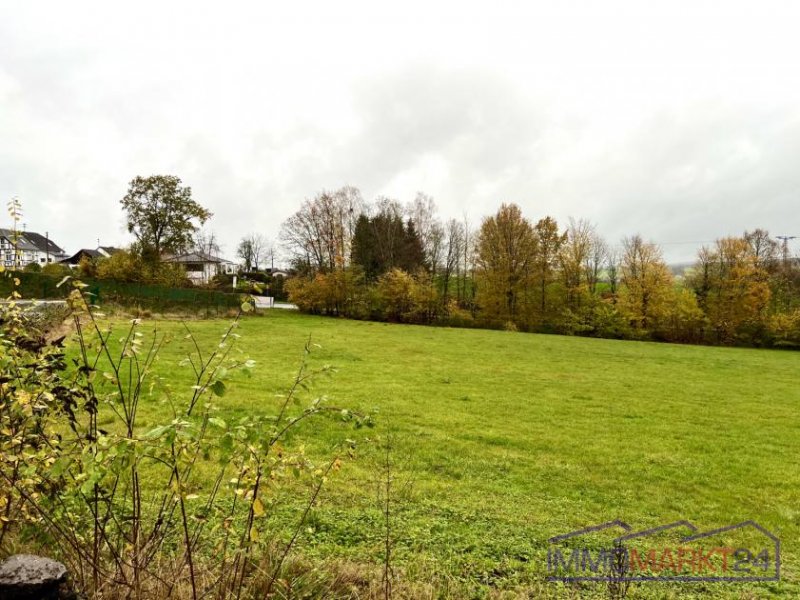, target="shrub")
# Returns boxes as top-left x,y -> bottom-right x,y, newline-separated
441,300 -> 474,327
377,269 -> 417,322
503,320 -> 518,332
96,250 -> 142,282
94,250 -> 190,287
210,272 -> 236,290
77,255 -> 98,278
769,309 -> 800,347
42,262 -> 71,277
286,269 -> 366,316
0,279 -> 370,598
286,275 -> 322,313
